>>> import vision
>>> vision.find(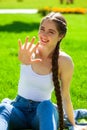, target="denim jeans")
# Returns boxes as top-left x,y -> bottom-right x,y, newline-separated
0,95 -> 59,130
